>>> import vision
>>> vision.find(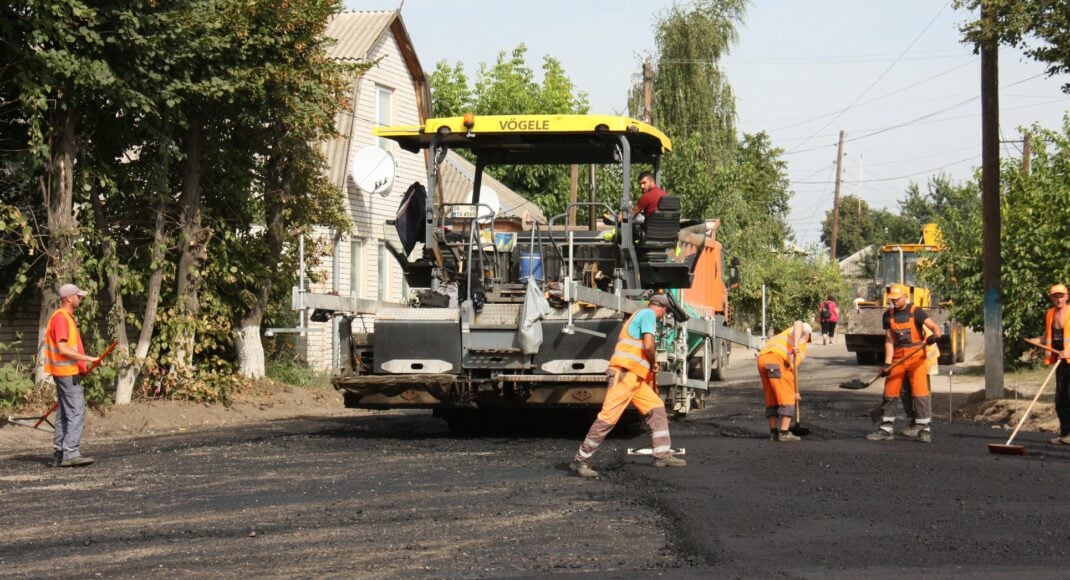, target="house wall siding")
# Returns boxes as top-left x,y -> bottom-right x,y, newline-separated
302,29 -> 426,372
